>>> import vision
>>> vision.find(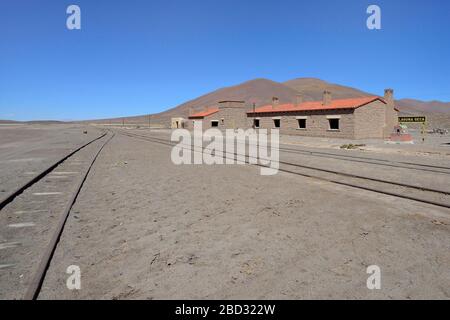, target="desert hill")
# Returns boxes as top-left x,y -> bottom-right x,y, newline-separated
91,78 -> 301,126
283,78 -> 371,100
